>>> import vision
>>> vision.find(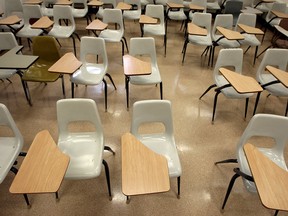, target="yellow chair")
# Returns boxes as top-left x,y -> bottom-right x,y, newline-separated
22,36 -> 64,105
